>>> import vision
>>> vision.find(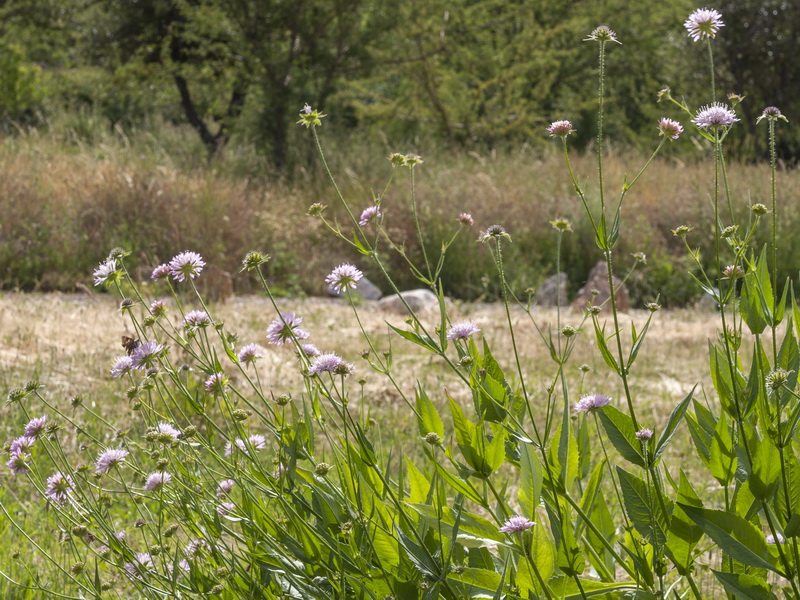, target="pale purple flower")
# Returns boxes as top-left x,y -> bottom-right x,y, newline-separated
757,106 -> 788,124
93,259 -> 119,287
636,428 -> 654,441
184,310 -> 211,329
204,372 -> 228,395
25,415 -> 48,437
111,355 -> 134,378
658,118 -> 684,140
125,552 -> 155,578
150,264 -> 171,280
458,213 -> 474,227
446,321 -> 480,340
10,435 -> 35,454
499,515 -> 536,533
225,434 -> 267,456
574,394 -> 611,413
114,531 -> 126,541
722,264 -> 745,279
144,471 -> 171,492
96,448 -> 129,474
185,539 -> 207,556
692,103 -> 739,129
149,299 -> 167,317
237,343 -> 263,364
266,313 -> 310,345
359,205 -> 382,227
325,264 -> 363,294
130,340 -> 164,370
273,464 -> 288,478
217,502 -> 236,516
299,343 -> 321,358
166,559 -> 190,578
767,533 -> 786,545
168,251 -> 205,282
684,8 -> 724,42
547,120 -> 574,138
7,451 -> 30,475
45,472 -> 74,505
309,352 -> 354,376
216,479 -> 235,497
153,422 -> 181,442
